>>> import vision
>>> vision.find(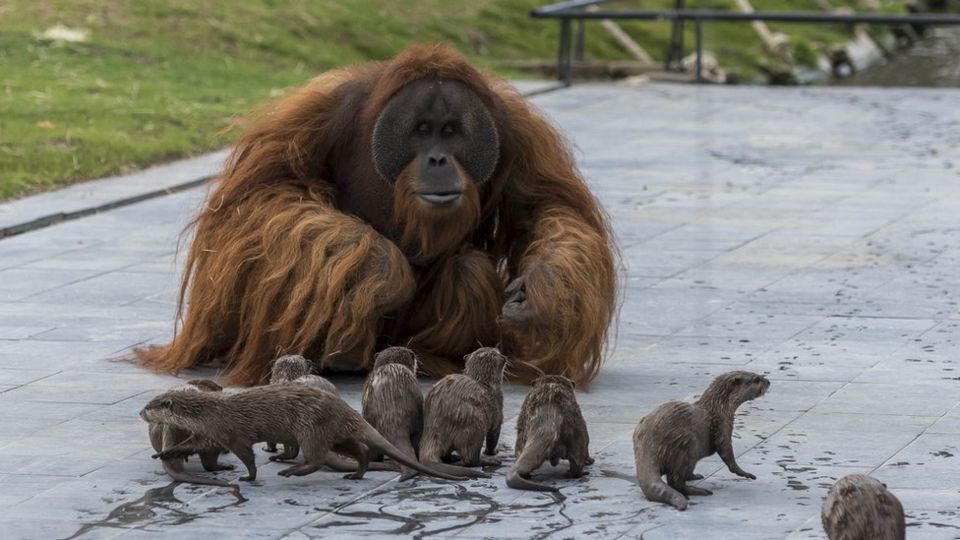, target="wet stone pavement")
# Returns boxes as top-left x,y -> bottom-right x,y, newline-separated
1,82 -> 959,539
